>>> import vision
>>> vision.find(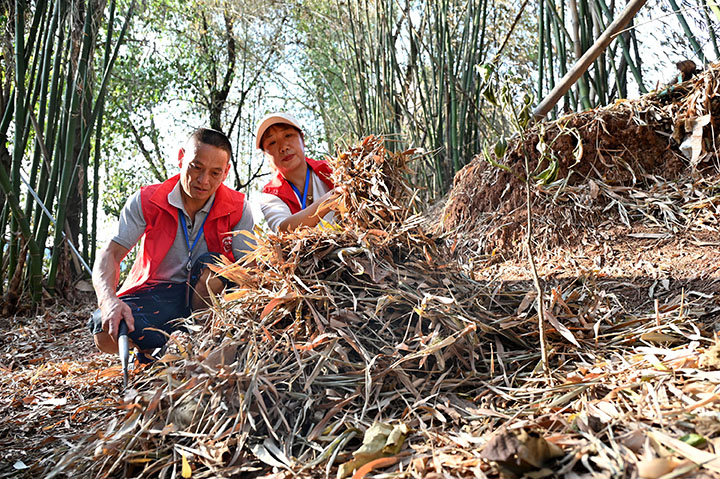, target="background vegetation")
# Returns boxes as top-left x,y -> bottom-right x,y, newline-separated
0,0 -> 717,308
